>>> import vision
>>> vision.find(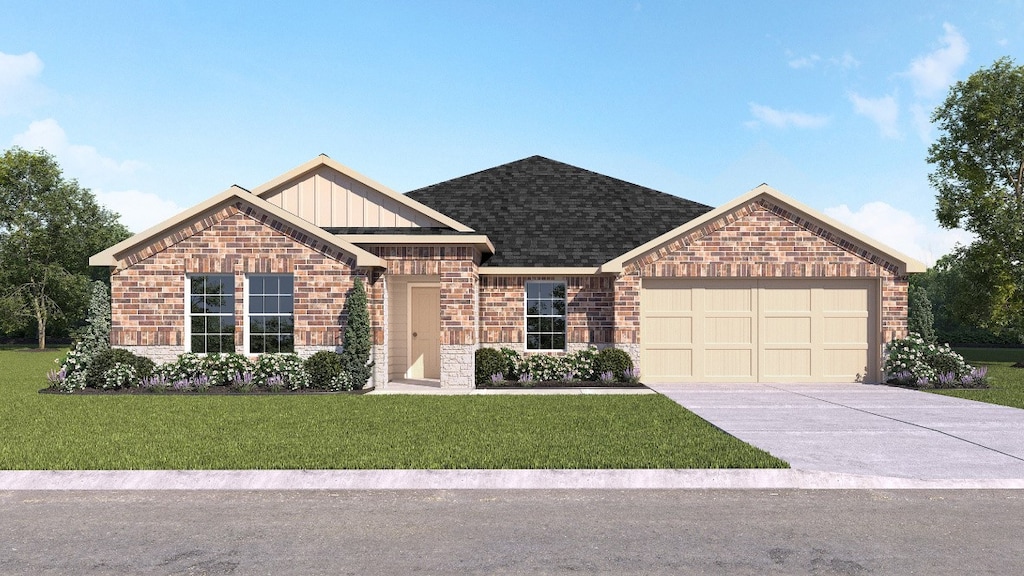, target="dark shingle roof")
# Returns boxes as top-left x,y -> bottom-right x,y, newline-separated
324,227 -> 466,235
405,156 -> 714,267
